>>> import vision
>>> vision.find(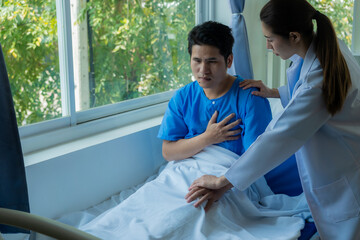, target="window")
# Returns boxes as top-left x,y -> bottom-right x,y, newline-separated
1,0 -> 196,153
1,0 -> 195,127
308,0 -> 355,48
0,0 -> 61,126
72,0 -> 195,112
308,0 -> 360,64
